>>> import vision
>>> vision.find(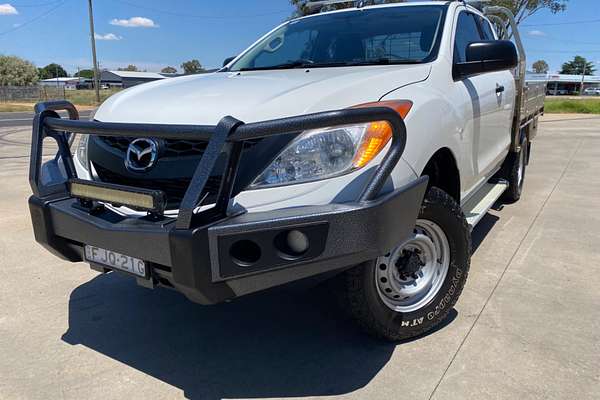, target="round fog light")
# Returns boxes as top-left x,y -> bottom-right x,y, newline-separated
286,230 -> 309,254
